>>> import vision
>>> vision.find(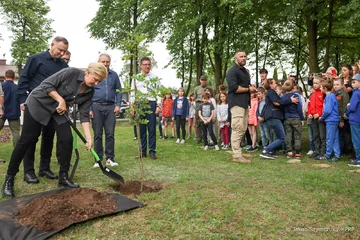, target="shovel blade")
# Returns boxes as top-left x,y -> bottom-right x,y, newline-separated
101,166 -> 125,184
